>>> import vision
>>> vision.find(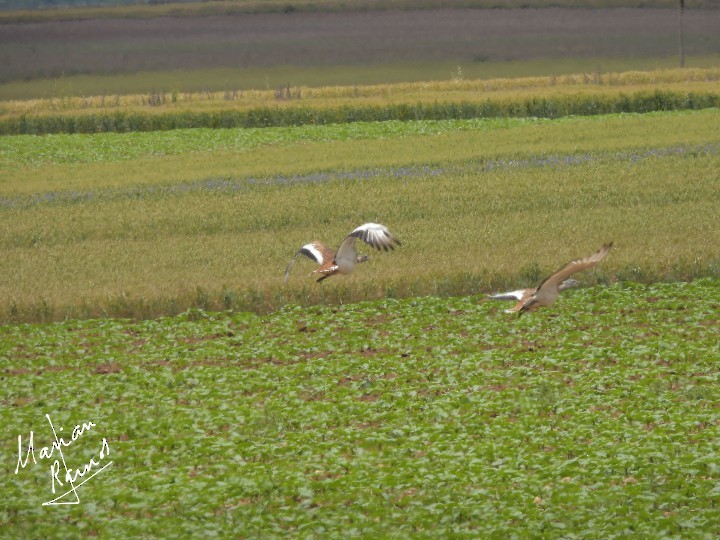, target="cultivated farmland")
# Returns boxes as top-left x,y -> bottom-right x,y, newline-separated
3,282 -> 720,536
2,1 -> 720,537
2,5 -> 720,99
2,108 -> 719,321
